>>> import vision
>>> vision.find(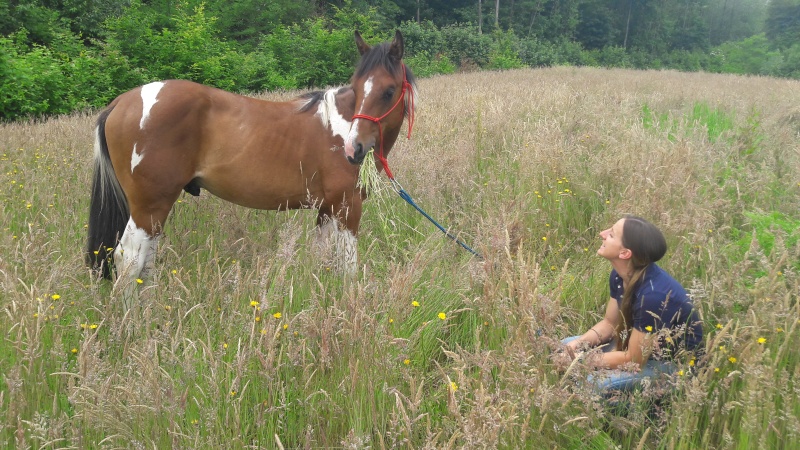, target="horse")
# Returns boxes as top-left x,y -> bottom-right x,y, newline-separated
86,30 -> 417,288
